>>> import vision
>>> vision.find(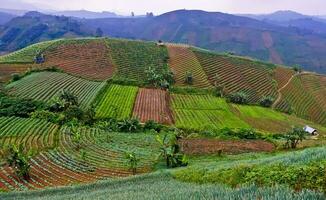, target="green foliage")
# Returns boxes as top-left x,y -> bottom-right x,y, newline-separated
184,71 -> 193,85
284,127 -> 306,149
145,66 -> 174,88
227,91 -> 249,105
156,134 -> 188,168
59,89 -> 79,108
143,120 -> 163,132
259,96 -> 275,107
0,92 -> 44,118
4,145 -> 33,179
124,151 -> 139,175
118,118 -> 142,133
